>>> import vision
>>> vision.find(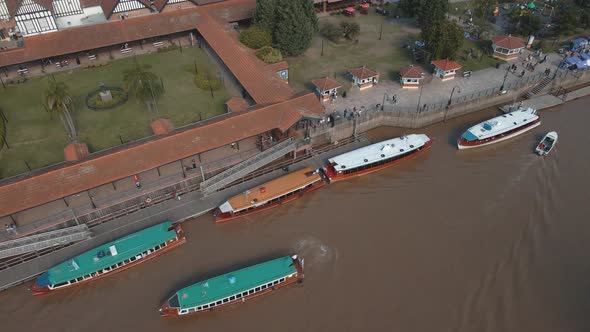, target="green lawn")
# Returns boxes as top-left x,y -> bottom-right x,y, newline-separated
457,39 -> 505,72
0,47 -> 230,179
287,11 -> 415,92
